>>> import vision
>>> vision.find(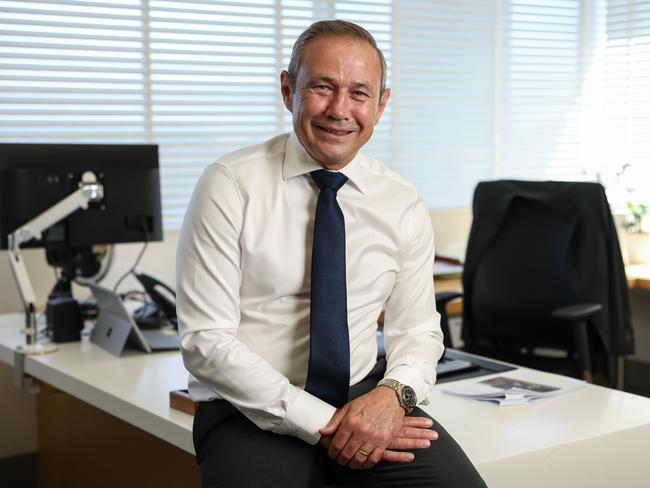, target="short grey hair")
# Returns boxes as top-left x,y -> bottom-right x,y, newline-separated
287,19 -> 387,95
